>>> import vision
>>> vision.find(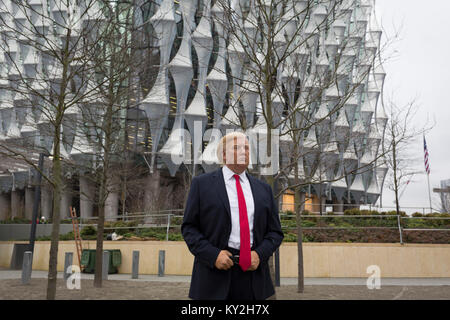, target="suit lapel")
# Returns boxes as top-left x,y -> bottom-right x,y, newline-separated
214,168 -> 231,220
246,172 -> 260,232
